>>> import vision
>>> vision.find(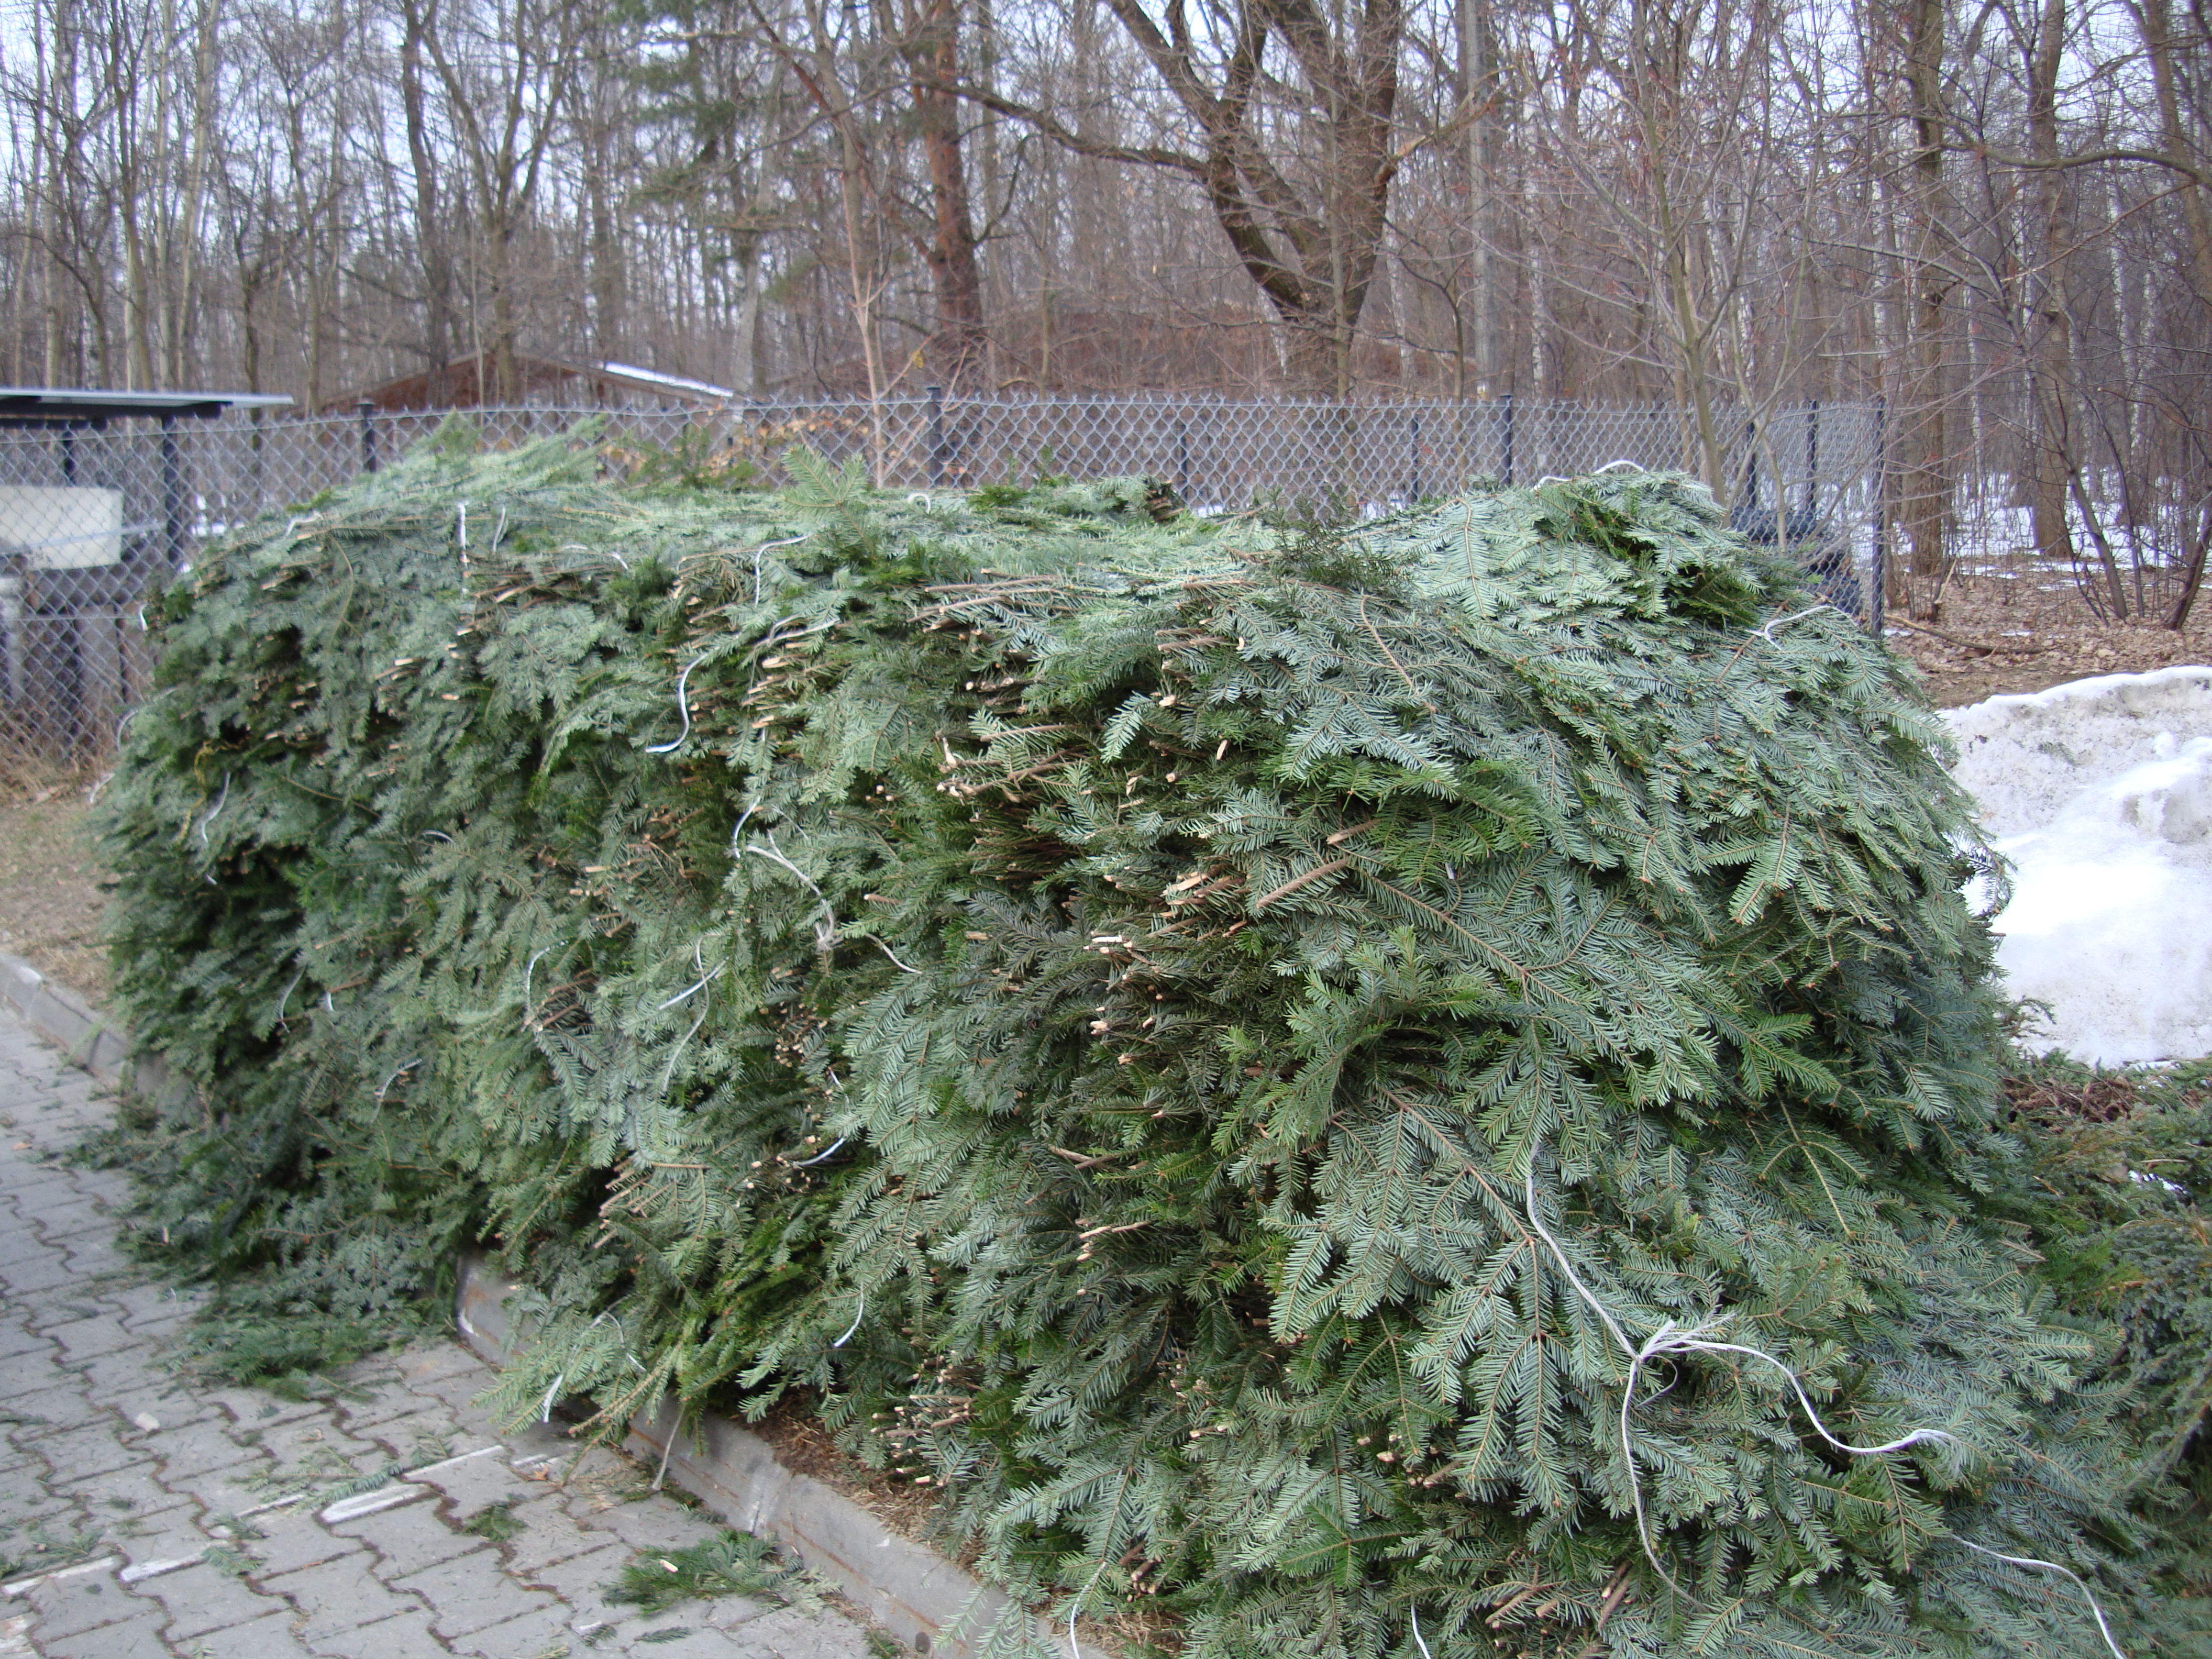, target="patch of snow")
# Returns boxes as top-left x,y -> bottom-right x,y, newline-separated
1943,666 -> 2212,1064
